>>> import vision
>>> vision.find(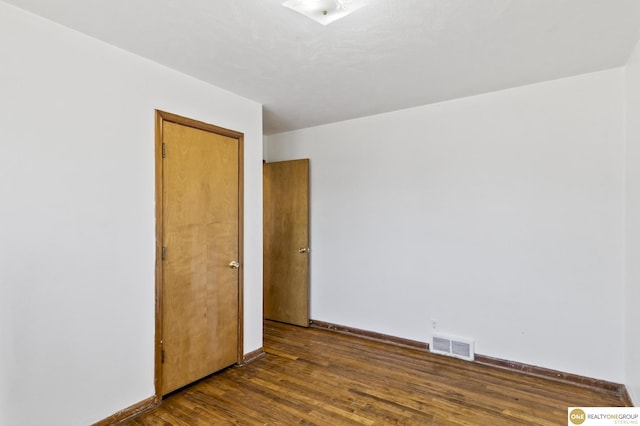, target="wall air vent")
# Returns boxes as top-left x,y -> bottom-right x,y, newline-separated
430,333 -> 475,361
